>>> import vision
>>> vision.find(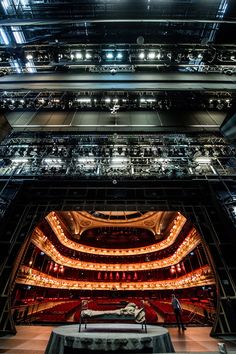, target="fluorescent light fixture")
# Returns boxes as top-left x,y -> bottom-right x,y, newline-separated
11,158 -> 28,163
0,27 -> 9,45
20,0 -> 29,6
44,158 -> 62,164
156,158 -> 170,163
111,157 -> 128,168
78,157 -> 95,164
11,26 -> 25,44
195,157 -> 212,164
26,59 -> 37,73
10,59 -> 21,73
140,98 -> 156,103
139,52 -> 145,60
77,98 -> 91,103
1,0 -> 10,12
75,52 -> 83,60
106,52 -> 114,59
148,52 -> 156,59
